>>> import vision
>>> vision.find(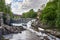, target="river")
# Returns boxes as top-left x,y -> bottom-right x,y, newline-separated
3,30 -> 60,40
3,19 -> 60,40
